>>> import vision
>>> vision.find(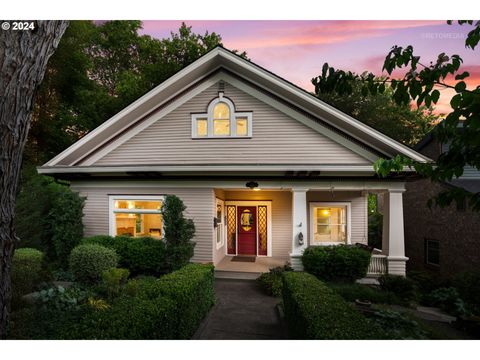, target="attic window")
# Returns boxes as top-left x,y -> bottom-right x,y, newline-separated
192,92 -> 252,138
